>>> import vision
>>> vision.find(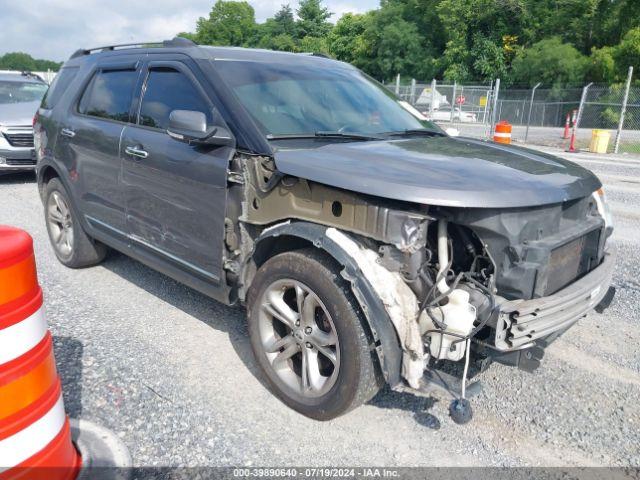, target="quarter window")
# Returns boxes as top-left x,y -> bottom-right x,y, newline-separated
41,67 -> 78,109
78,69 -> 138,122
139,67 -> 212,130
